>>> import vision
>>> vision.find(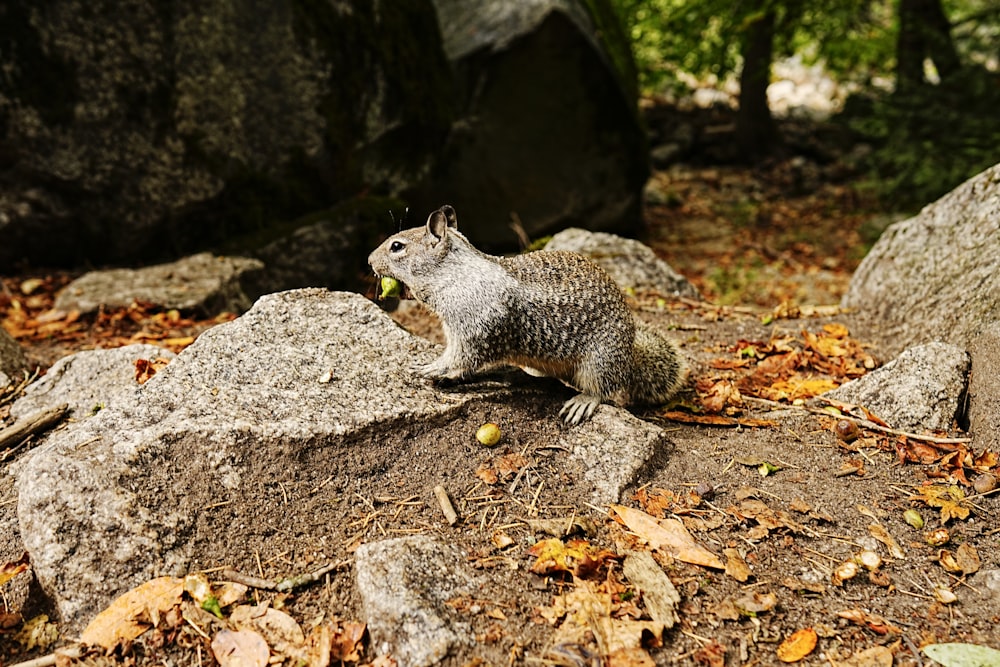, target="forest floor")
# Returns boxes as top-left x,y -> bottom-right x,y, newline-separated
3,139 -> 998,667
